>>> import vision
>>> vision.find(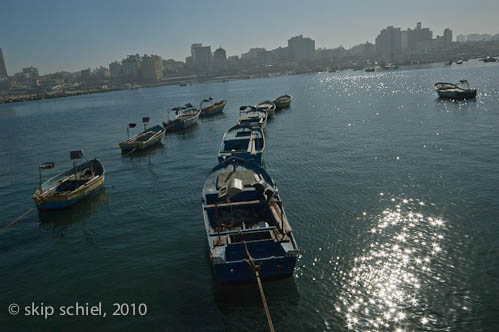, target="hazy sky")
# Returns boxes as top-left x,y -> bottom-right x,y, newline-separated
2,0 -> 499,75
